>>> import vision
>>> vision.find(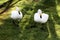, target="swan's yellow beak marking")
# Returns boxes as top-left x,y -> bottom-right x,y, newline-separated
40,13 -> 42,16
